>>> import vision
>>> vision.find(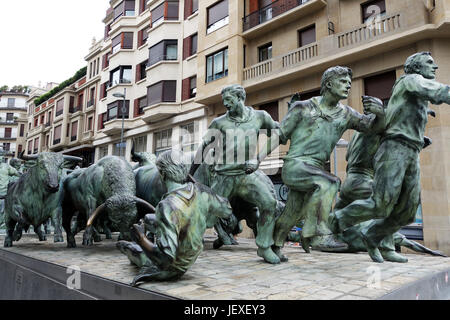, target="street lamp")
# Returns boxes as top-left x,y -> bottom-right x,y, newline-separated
112,88 -> 127,158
